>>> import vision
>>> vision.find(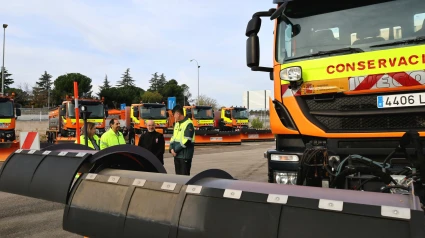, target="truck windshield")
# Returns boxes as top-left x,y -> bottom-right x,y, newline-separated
140,106 -> 167,119
68,103 -> 105,118
193,107 -> 213,119
0,101 -> 13,118
276,0 -> 425,63
233,109 -> 249,119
